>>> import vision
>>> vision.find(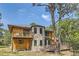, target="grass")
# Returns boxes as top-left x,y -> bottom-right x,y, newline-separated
0,45 -> 7,48
0,46 -> 73,56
